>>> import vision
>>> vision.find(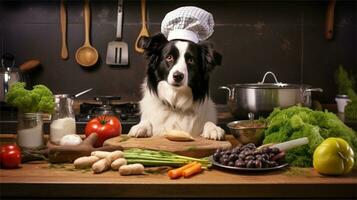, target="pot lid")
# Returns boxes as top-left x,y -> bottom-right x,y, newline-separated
229,71 -> 311,89
228,83 -> 311,89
